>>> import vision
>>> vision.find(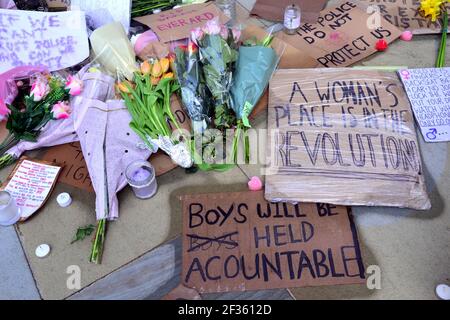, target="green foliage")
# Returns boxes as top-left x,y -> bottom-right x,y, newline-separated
71,225 -> 96,244
121,73 -> 182,149
0,82 -> 70,156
